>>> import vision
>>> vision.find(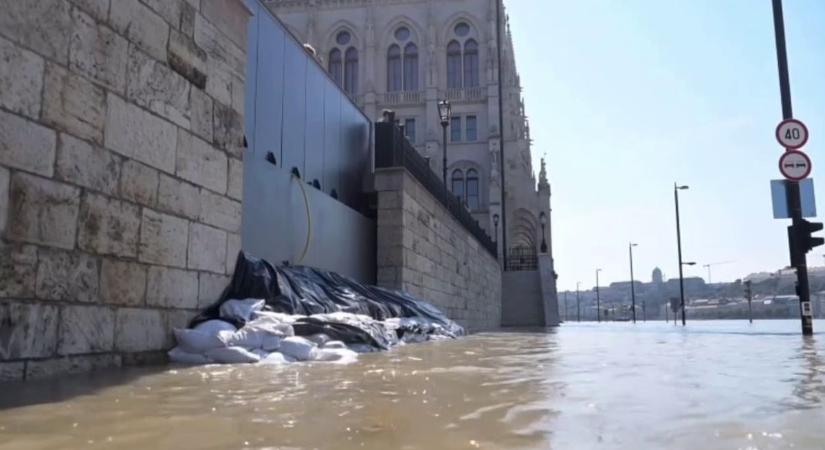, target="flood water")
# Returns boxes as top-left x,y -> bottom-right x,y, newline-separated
2,320 -> 825,449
